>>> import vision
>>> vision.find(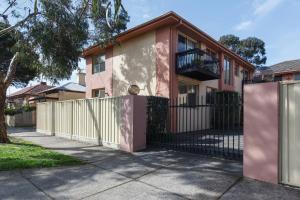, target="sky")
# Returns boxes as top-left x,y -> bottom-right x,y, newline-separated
5,0 -> 300,94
